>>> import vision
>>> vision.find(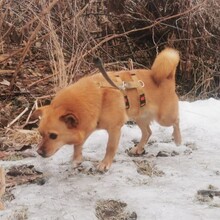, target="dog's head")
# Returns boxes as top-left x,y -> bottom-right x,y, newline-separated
33,105 -> 84,158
